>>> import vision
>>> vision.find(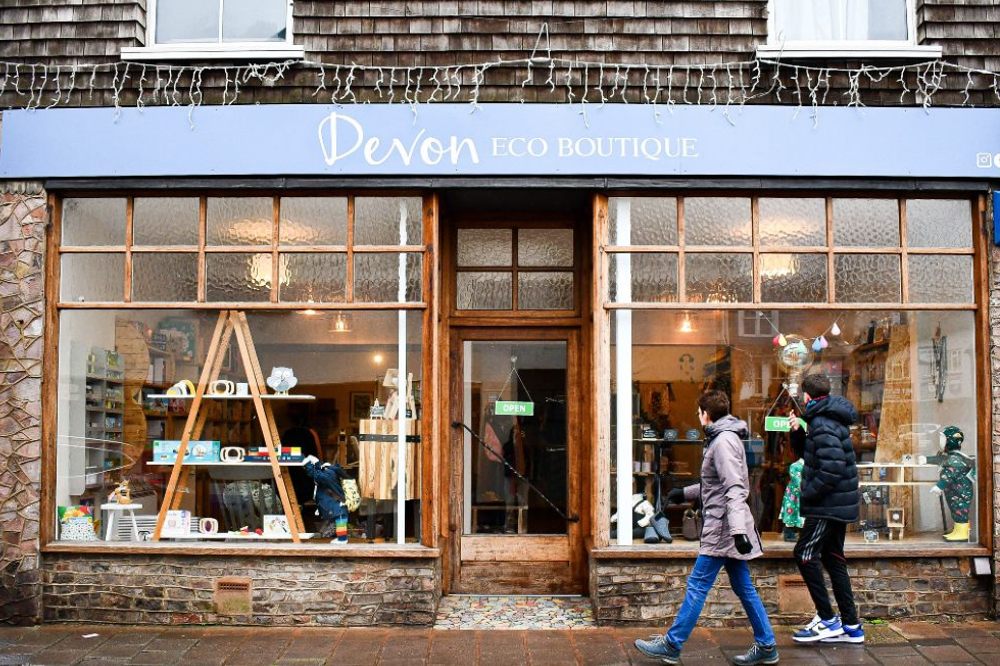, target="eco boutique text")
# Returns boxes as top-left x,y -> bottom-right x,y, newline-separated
319,112 -> 699,167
